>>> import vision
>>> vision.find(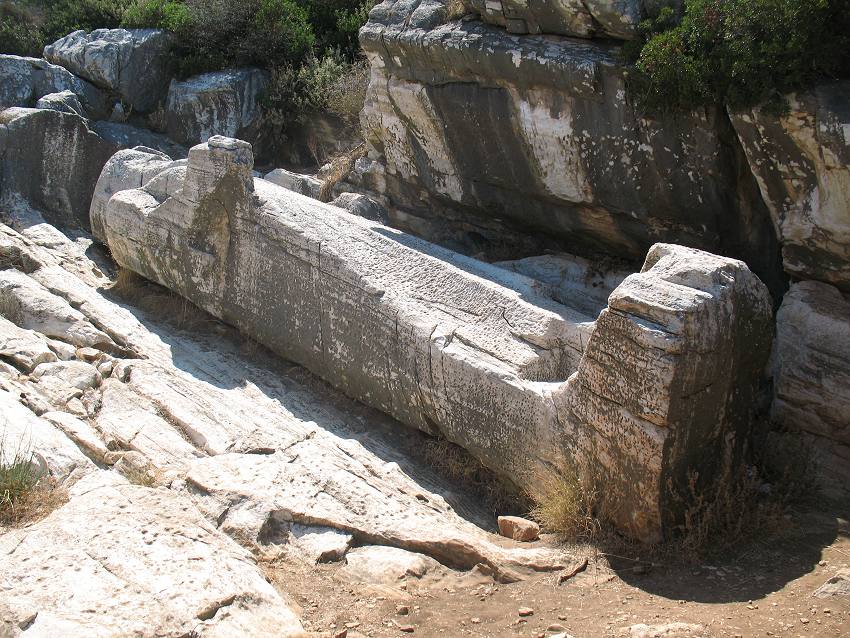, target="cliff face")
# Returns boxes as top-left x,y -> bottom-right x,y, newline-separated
358,0 -> 783,293
358,0 -> 850,503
